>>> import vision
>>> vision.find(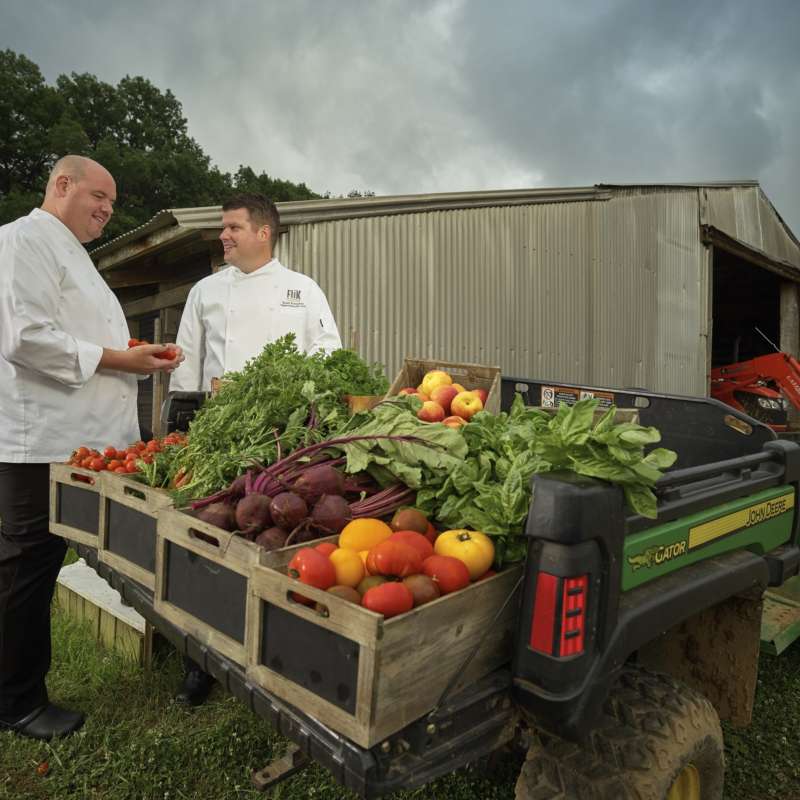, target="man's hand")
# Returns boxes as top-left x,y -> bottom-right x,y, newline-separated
99,343 -> 185,374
